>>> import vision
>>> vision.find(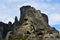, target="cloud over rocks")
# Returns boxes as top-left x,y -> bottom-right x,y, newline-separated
0,0 -> 60,32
